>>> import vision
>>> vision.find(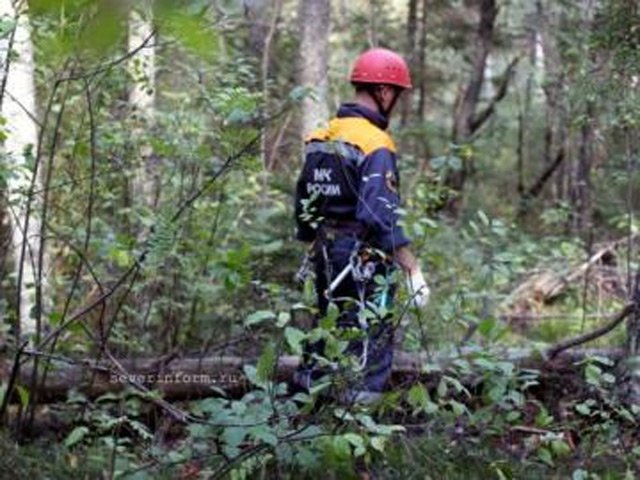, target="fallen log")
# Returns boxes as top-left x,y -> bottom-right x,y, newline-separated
1,347 -> 624,403
502,234 -> 638,325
